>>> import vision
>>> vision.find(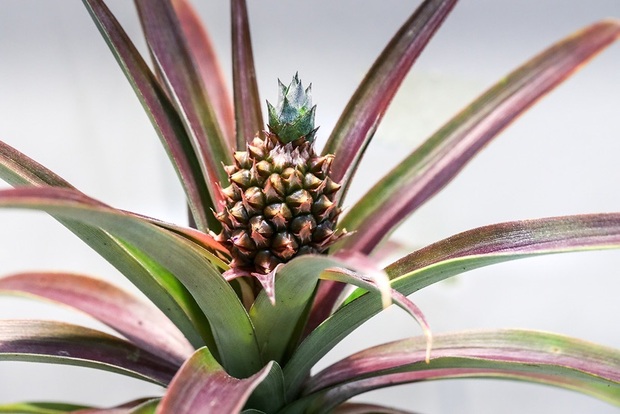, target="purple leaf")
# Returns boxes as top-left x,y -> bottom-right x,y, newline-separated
231,0 -> 264,147
0,272 -> 193,365
0,320 -> 178,385
171,0 -> 236,146
338,20 -> 620,254
81,0 -> 216,231
134,0 -> 233,208
302,330 -> 620,410
157,347 -> 274,414
322,0 -> 457,201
